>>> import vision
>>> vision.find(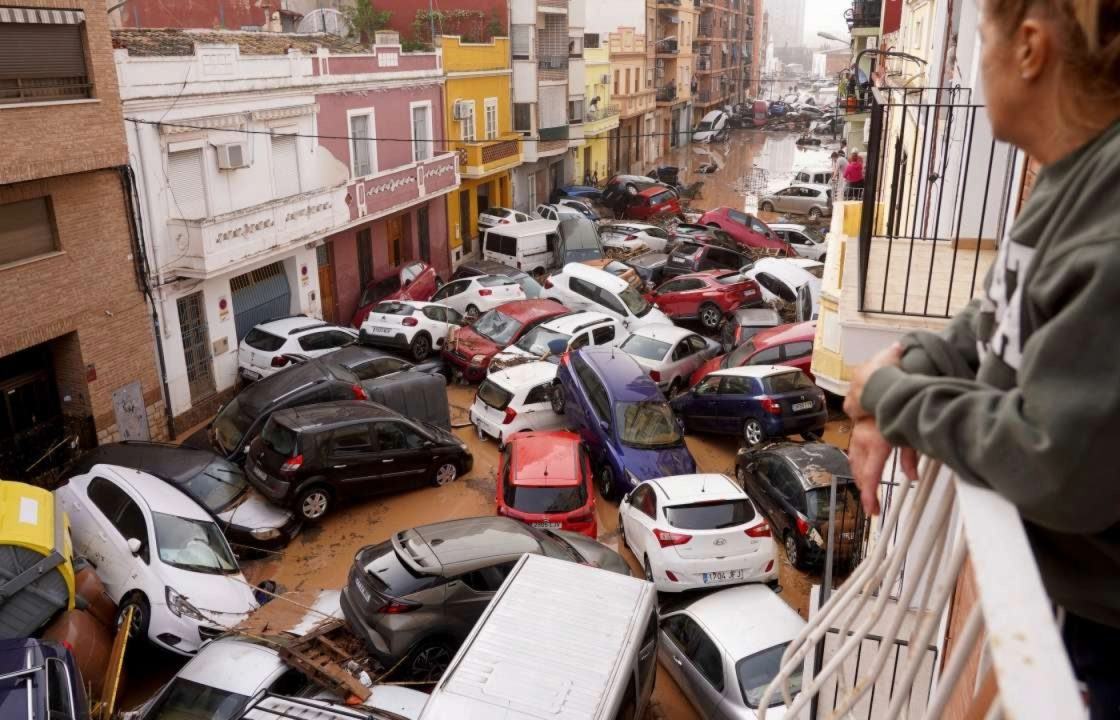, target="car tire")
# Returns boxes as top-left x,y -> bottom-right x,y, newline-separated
785,532 -> 804,570
407,638 -> 454,683
598,465 -> 618,501
116,592 -> 150,641
743,418 -> 765,447
549,384 -> 566,414
809,207 -> 823,221
433,462 -> 458,487
410,332 -> 432,361
465,304 -> 480,321
296,485 -> 332,522
760,201 -> 775,213
699,302 -> 723,331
